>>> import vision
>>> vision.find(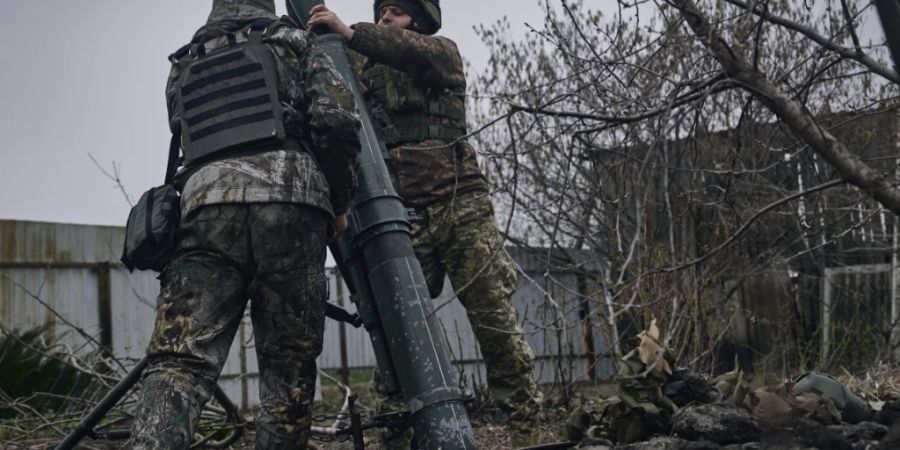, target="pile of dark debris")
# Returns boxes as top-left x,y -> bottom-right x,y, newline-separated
565,395 -> 900,449
556,320 -> 900,450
